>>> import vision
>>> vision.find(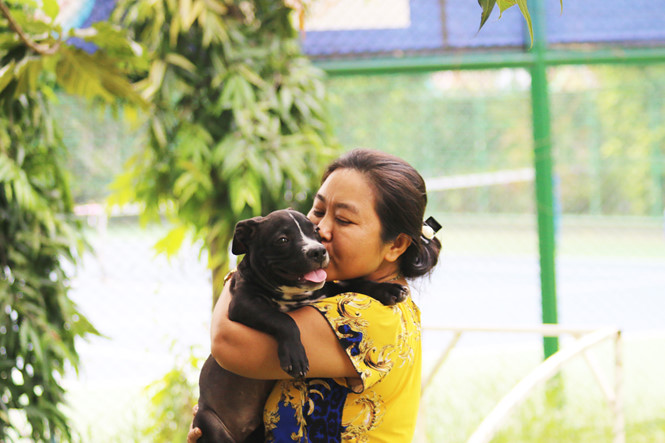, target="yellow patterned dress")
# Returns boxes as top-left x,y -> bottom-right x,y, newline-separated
263,291 -> 422,442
